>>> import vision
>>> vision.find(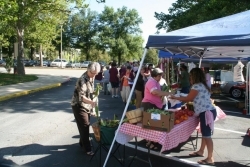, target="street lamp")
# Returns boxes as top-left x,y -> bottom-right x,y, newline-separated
60,24 -> 63,68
